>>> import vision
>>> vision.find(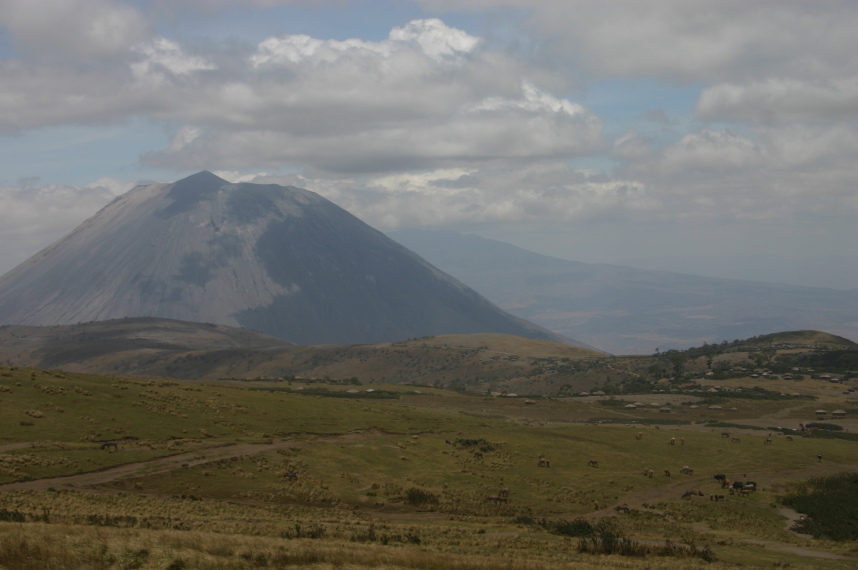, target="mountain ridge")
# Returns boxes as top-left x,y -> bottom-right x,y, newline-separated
0,172 -> 574,347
